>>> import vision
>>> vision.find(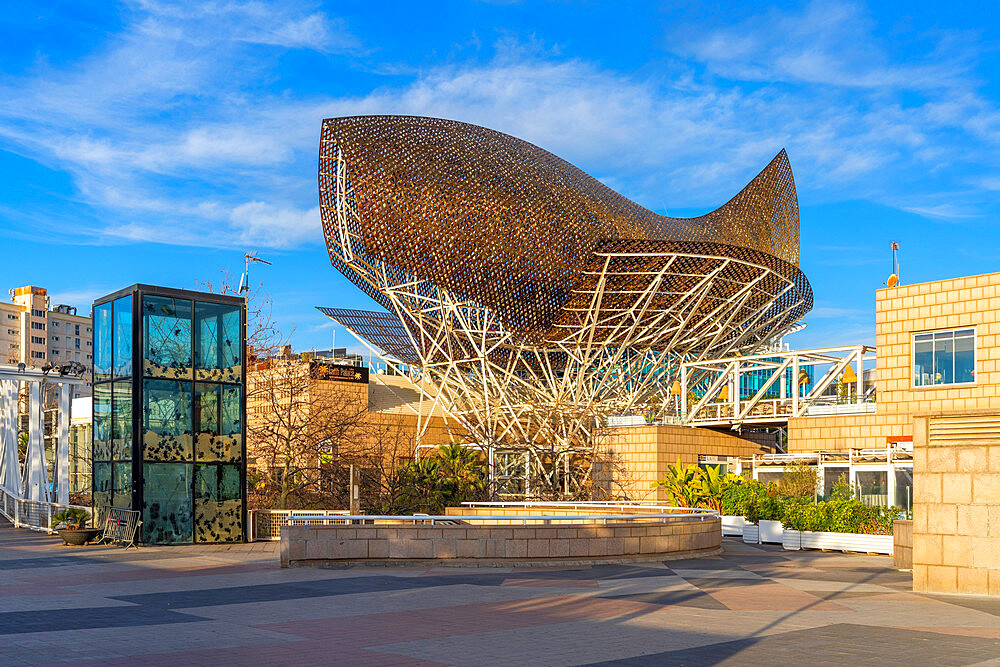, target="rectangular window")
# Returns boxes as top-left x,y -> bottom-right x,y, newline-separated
143,295 -> 192,379
51,335 -> 59,342
194,302 -> 242,382
94,302 -> 112,382
76,338 -> 81,350
31,309 -> 44,317
52,322 -> 59,327
31,336 -> 44,344
913,328 -> 975,387
113,296 -> 131,376
31,351 -> 45,359
31,322 -> 45,330
75,324 -> 80,335
143,378 -> 193,461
